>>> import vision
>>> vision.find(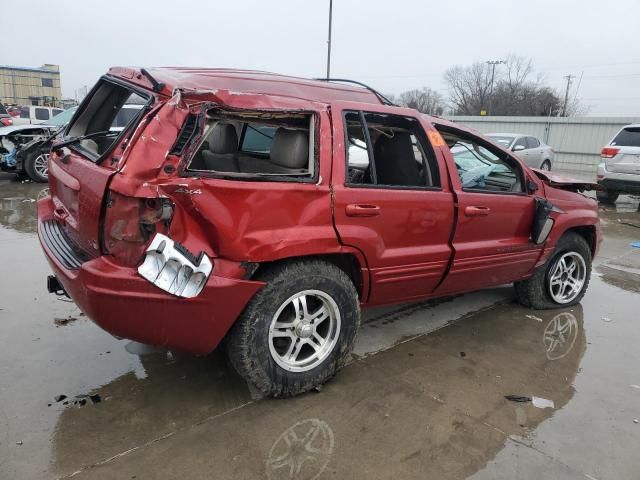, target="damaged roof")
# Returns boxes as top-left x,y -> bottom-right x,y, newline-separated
106,67 -> 384,105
